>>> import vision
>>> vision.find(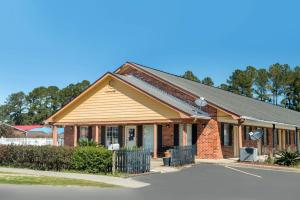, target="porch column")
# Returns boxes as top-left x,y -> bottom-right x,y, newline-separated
272,124 -> 276,155
182,124 -> 187,146
238,121 -> 243,150
73,125 -> 78,147
296,127 -> 299,153
92,125 -> 99,144
153,124 -> 158,159
52,126 -> 58,146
